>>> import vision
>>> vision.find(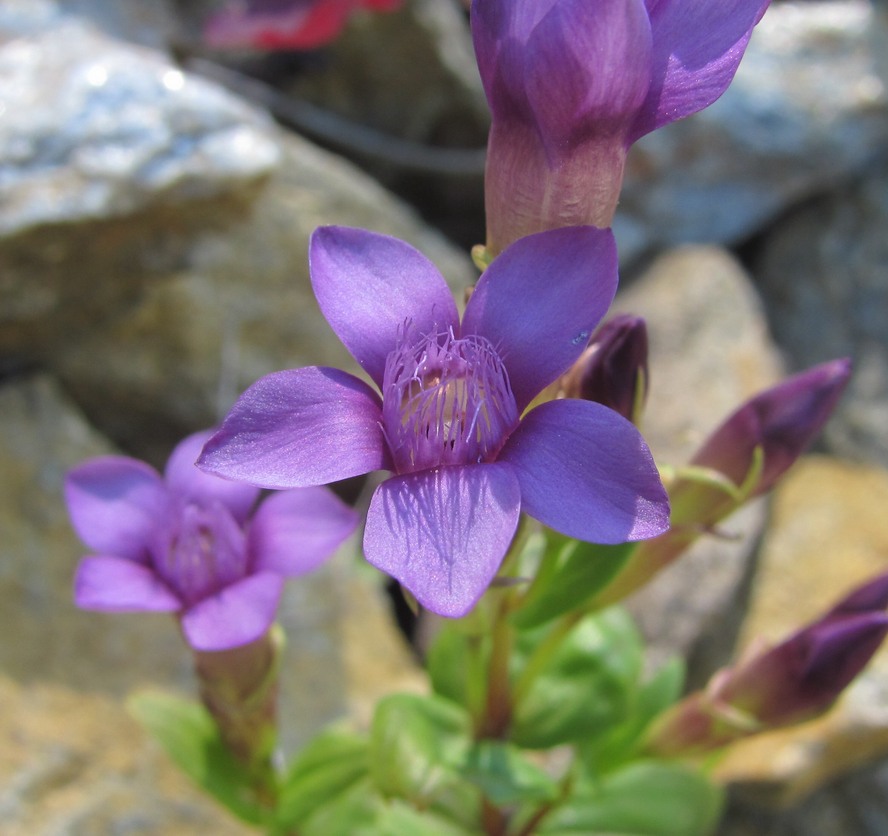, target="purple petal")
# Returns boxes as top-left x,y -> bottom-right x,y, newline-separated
180,571 -> 284,652
65,457 -> 168,562
74,556 -> 181,612
310,227 -> 459,388
164,430 -> 260,523
629,0 -> 770,142
499,399 -> 668,542
363,464 -> 522,618
198,367 -> 390,489
462,227 -> 618,411
830,571 -> 888,617
524,0 -> 652,153
249,486 -> 358,576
